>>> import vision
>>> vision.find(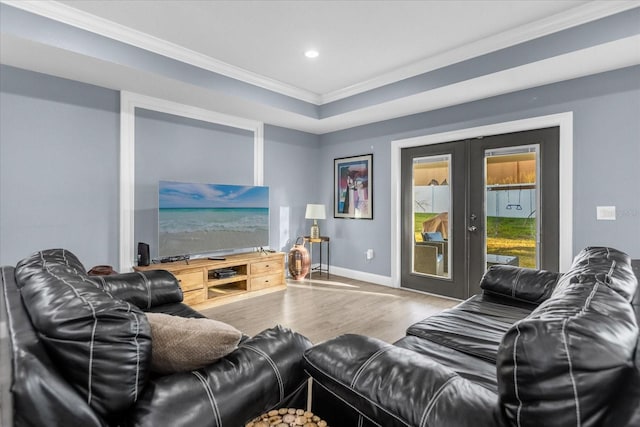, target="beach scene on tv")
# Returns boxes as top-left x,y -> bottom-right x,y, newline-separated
159,181 -> 269,257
